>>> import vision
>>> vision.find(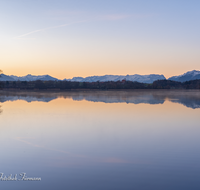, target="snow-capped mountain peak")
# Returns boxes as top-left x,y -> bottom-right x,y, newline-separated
168,70 -> 200,82
1,70 -> 200,83
66,74 -> 166,83
186,70 -> 200,76
8,74 -> 58,81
